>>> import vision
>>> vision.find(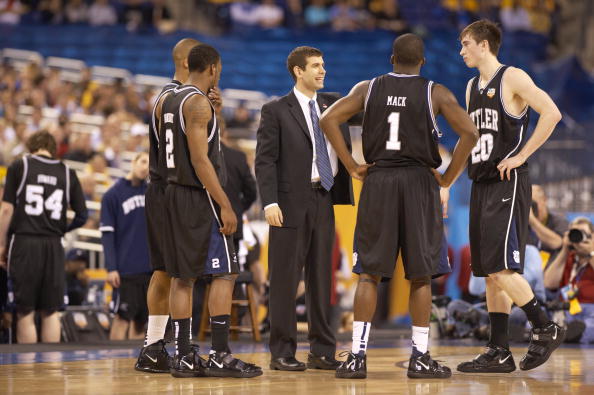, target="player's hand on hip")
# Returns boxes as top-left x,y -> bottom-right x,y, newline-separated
497,154 -> 526,181
220,206 -> 238,235
431,168 -> 451,188
208,87 -> 223,115
439,187 -> 450,218
107,271 -> 120,288
265,205 -> 283,227
350,163 -> 374,181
